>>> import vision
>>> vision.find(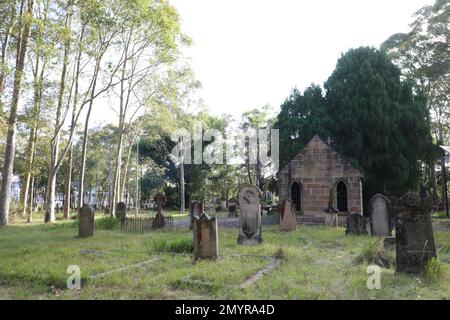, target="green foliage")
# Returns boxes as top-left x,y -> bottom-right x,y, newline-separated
149,237 -> 193,254
168,238 -> 194,253
354,239 -> 394,268
149,237 -> 169,252
0,223 -> 449,299
274,84 -> 329,168
95,217 -> 120,230
325,47 -> 432,203
275,47 -> 433,209
423,257 -> 447,283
